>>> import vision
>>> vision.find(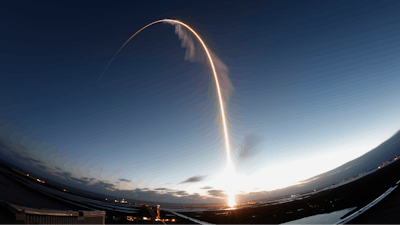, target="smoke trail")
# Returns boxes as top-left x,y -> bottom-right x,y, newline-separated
173,24 -> 196,61
168,22 -> 234,101
238,133 -> 263,159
